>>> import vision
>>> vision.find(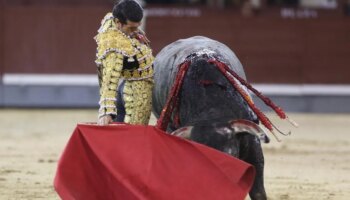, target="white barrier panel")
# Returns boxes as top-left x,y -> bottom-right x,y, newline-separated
2,74 -> 350,96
